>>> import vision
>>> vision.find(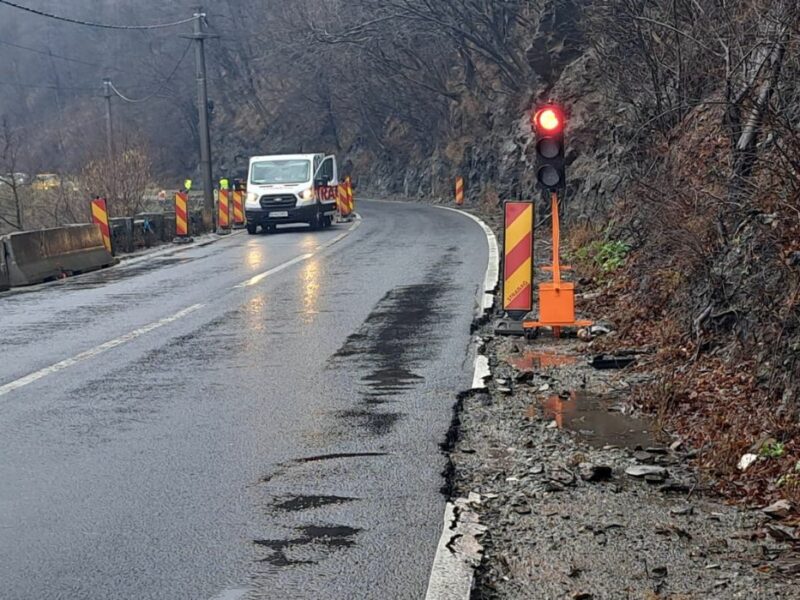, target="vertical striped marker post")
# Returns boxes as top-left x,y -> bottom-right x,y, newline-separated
90,197 -> 112,254
502,201 -> 534,318
337,183 -> 349,218
455,177 -> 465,206
346,176 -> 355,215
232,191 -> 245,228
218,190 -> 231,234
174,192 -> 193,243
